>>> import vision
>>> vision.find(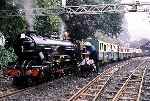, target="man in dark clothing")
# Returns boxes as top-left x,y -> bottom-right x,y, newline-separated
87,45 -> 100,74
